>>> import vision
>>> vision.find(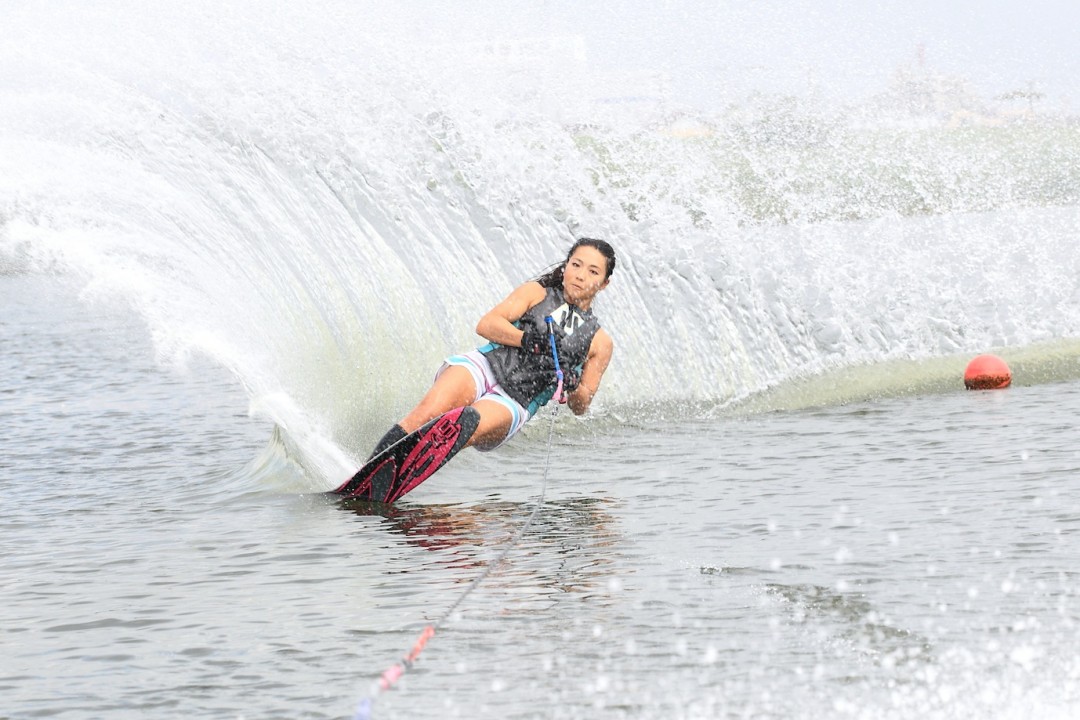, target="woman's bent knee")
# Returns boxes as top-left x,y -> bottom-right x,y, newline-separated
467,399 -> 513,450
401,366 -> 479,433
